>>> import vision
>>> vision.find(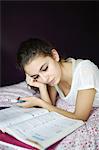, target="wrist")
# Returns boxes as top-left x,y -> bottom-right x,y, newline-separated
40,100 -> 54,111
39,84 -> 47,92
